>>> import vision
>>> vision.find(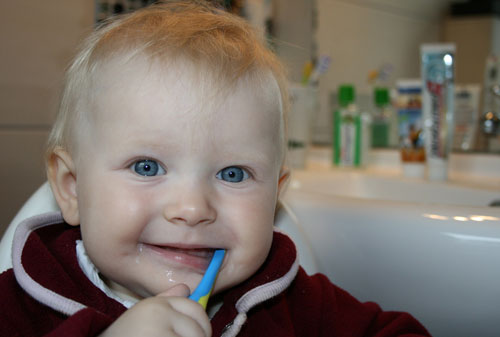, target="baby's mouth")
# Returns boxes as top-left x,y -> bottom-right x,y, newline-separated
145,244 -> 216,271
159,246 -> 215,259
